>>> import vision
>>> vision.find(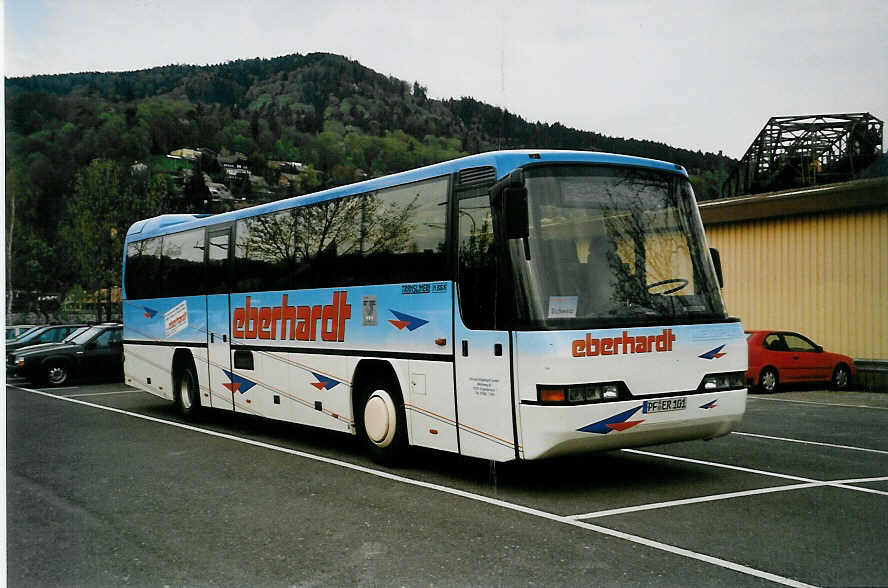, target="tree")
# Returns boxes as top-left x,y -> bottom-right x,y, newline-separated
64,159 -> 164,321
183,160 -> 211,210
5,167 -> 60,313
